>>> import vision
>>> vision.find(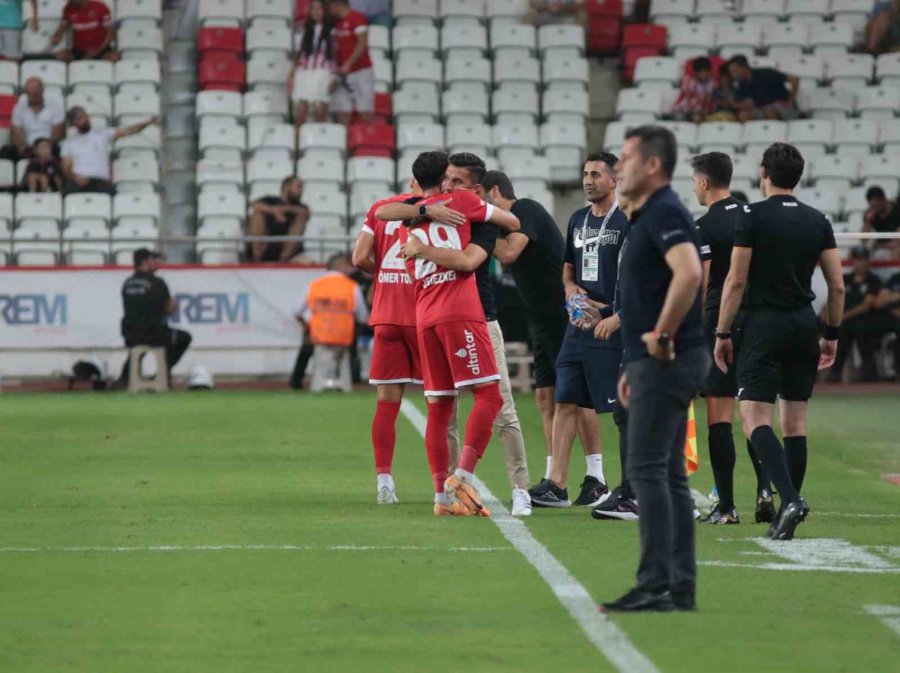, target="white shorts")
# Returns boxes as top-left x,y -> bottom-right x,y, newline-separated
291,67 -> 333,105
0,29 -> 21,60
330,67 -> 375,114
